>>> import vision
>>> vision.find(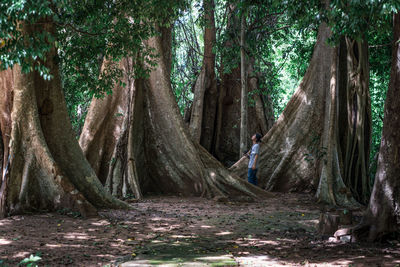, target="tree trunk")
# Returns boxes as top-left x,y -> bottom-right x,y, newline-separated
316,35 -> 371,207
0,68 -> 13,177
81,26 -> 270,201
79,59 -> 130,185
239,7 -> 248,157
0,21 -> 128,218
342,37 -> 372,204
248,61 -> 272,135
140,27 -> 270,200
188,0 -> 218,153
230,22 -> 335,192
352,12 -> 400,241
315,47 -> 360,207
